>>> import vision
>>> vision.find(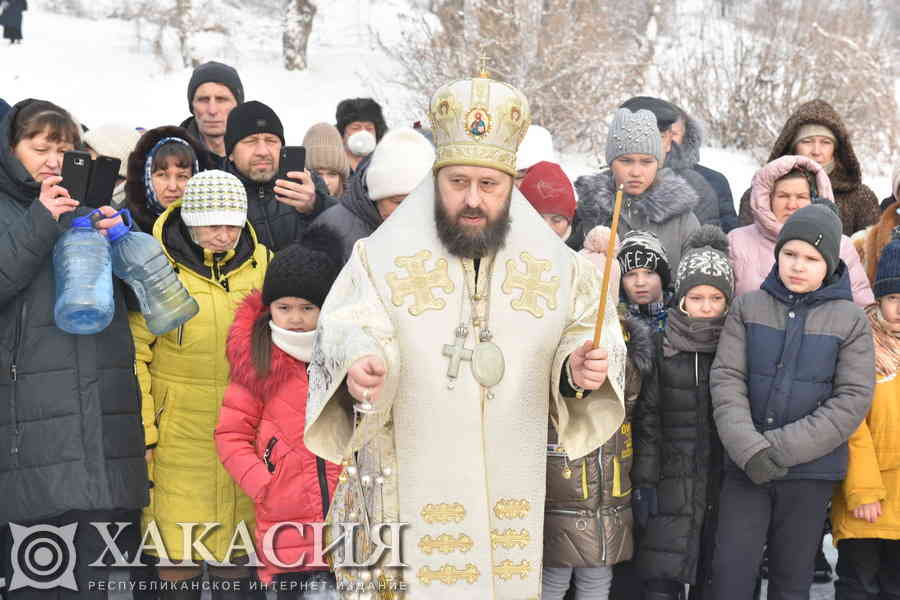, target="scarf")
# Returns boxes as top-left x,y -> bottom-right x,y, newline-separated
269,321 -> 315,363
143,137 -> 200,216
662,304 -> 726,358
626,290 -> 672,332
626,301 -> 667,332
867,304 -> 900,378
